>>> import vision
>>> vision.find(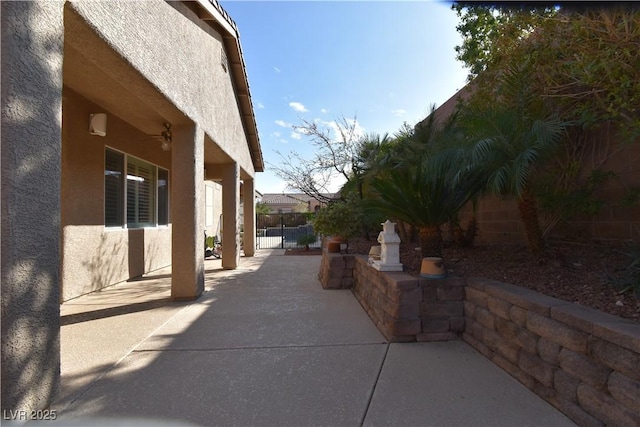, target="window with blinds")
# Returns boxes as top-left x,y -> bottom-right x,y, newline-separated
105,148 -> 169,228
105,149 -> 124,226
158,168 -> 169,226
127,157 -> 156,227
